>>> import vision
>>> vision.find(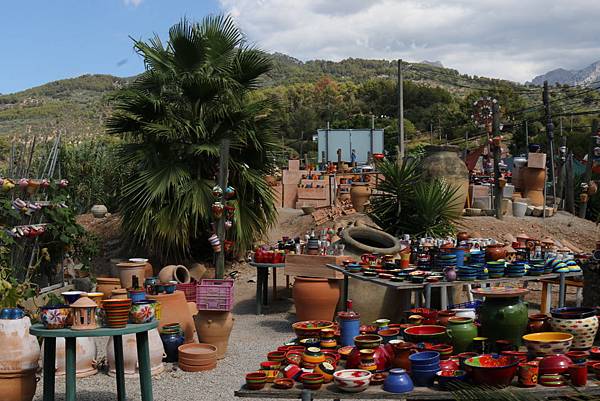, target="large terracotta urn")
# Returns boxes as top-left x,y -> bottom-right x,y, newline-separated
292,277 -> 341,321
194,311 -> 234,359
420,145 -> 469,215
0,316 -> 40,401
350,183 -> 371,212
41,337 -> 97,377
116,261 -> 147,289
106,328 -> 165,376
95,277 -> 122,299
147,291 -> 197,343
521,167 -> 546,206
